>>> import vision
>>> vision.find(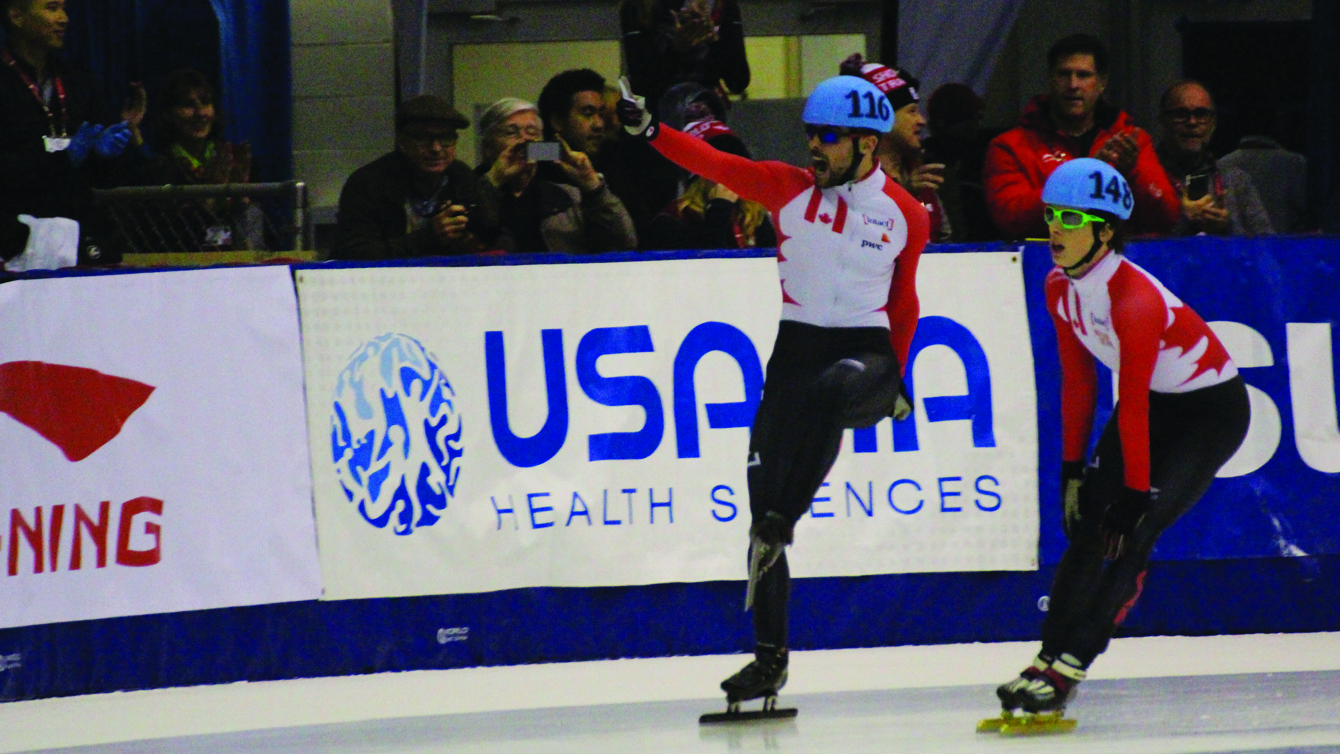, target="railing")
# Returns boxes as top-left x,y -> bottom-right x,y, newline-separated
92,181 -> 309,255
